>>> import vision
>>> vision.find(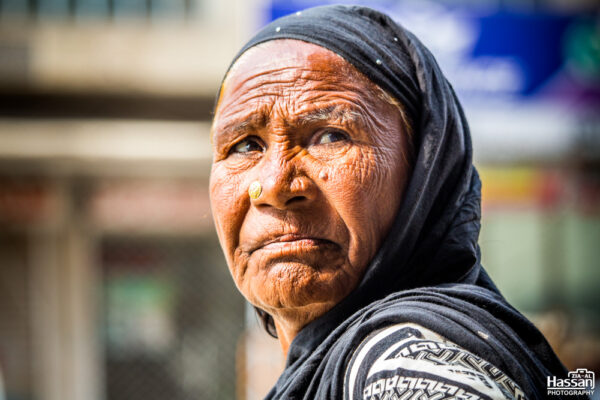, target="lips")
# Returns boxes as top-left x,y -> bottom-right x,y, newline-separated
249,233 -> 338,254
